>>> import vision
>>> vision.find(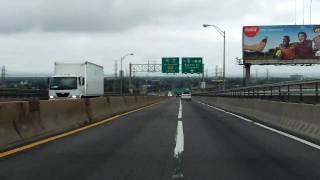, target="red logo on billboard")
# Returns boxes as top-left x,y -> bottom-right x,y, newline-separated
244,26 -> 260,37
